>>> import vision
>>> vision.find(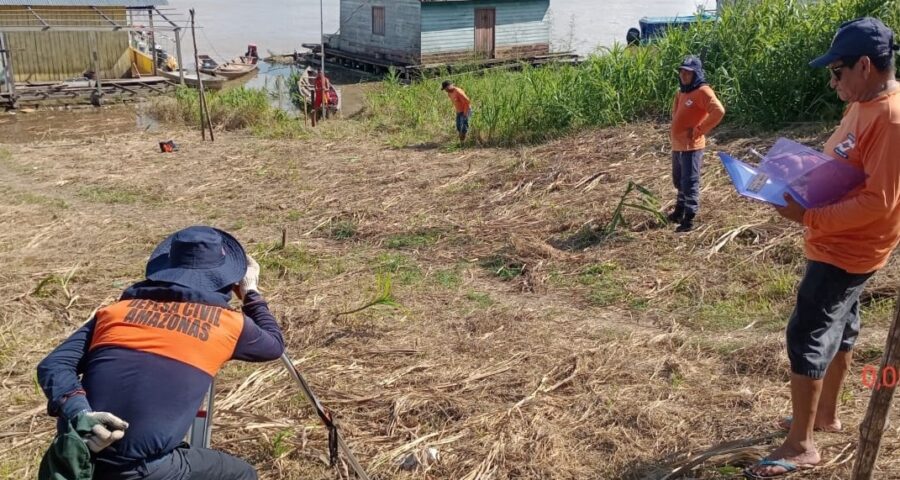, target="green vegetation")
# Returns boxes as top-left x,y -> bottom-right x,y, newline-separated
480,254 -> 525,281
375,253 -> 422,285
337,274 -> 401,316
465,291 -> 494,308
434,266 -> 462,289
3,188 -> 68,209
367,0 -> 900,145
150,86 -> 308,138
269,429 -> 294,458
385,229 -> 442,249
330,219 -> 358,240
553,182 -> 665,250
252,243 -> 317,279
579,262 -> 630,307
